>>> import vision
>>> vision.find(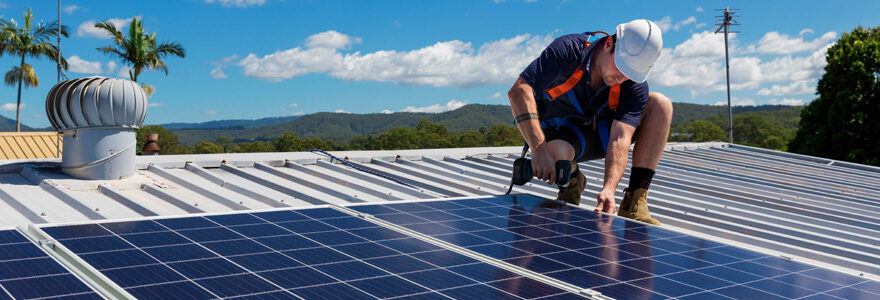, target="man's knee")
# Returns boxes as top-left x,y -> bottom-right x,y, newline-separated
545,139 -> 576,161
647,92 -> 673,120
